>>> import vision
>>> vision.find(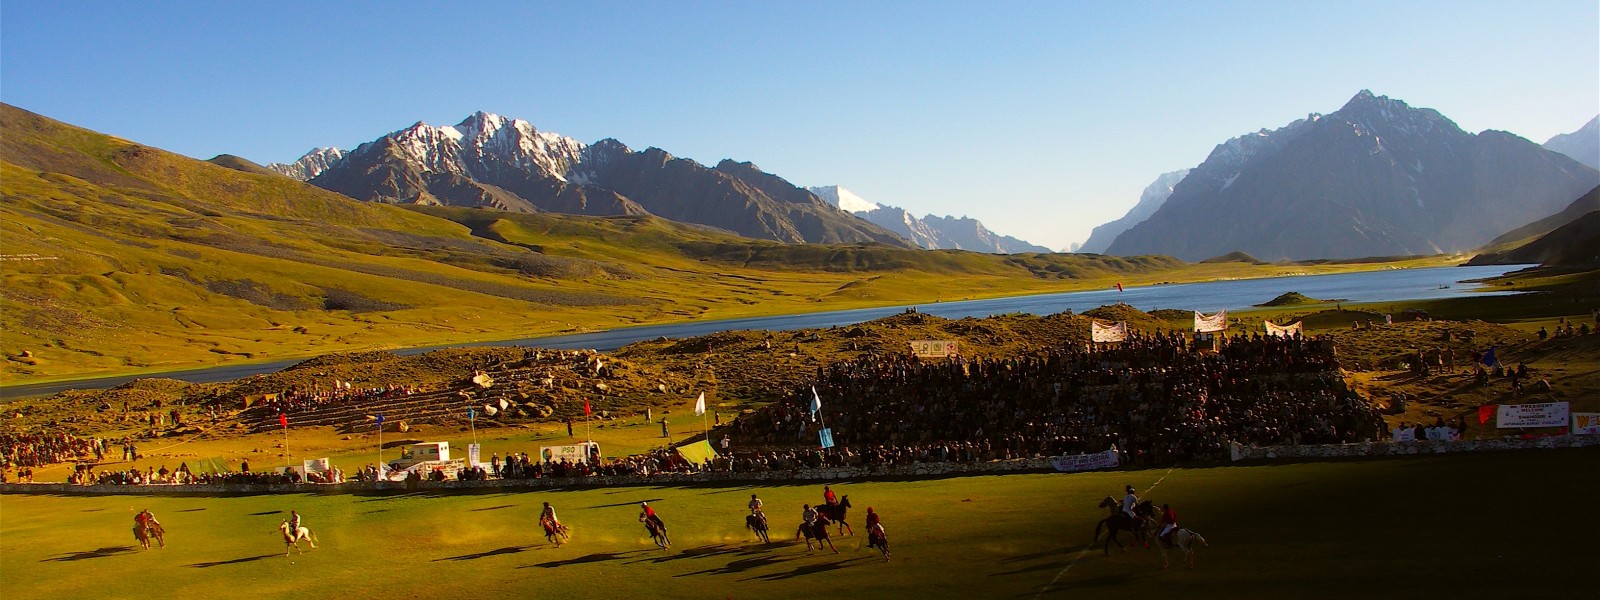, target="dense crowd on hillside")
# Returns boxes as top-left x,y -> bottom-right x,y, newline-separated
253,383 -> 423,416
724,331 -> 1386,466
1,433 -> 107,469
